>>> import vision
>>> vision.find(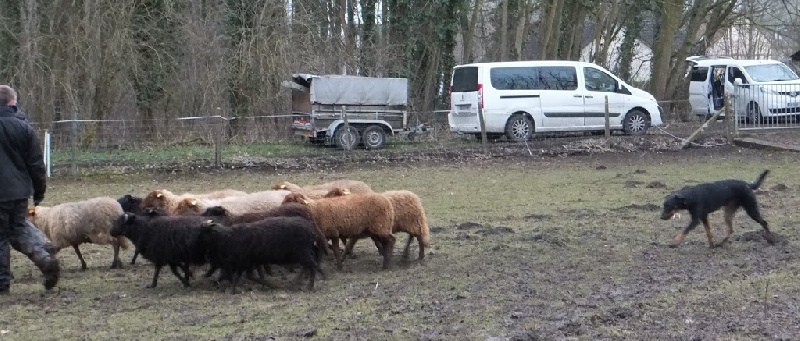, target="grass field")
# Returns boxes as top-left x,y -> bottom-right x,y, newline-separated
3,145 -> 800,340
